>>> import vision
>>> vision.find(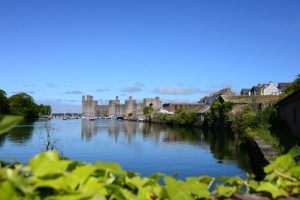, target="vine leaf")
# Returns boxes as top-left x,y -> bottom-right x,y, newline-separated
256,182 -> 288,199
0,115 -> 22,135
